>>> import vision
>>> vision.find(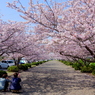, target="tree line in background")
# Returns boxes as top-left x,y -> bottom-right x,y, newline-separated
0,20 -> 52,64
